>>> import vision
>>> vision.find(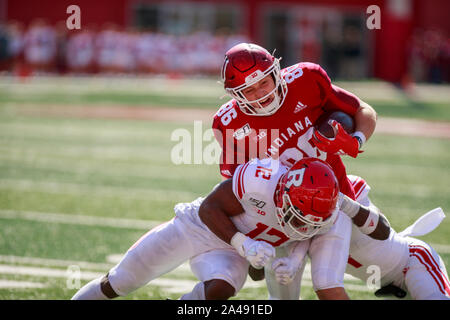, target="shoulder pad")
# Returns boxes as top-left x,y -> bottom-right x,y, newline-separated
232,158 -> 287,200
347,175 -> 371,203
